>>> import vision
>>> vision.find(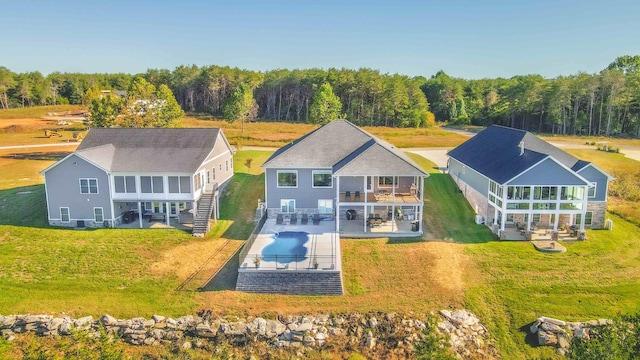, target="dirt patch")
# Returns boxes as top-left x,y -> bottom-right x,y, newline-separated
0,118 -> 55,131
149,238 -> 242,280
426,242 -> 468,295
